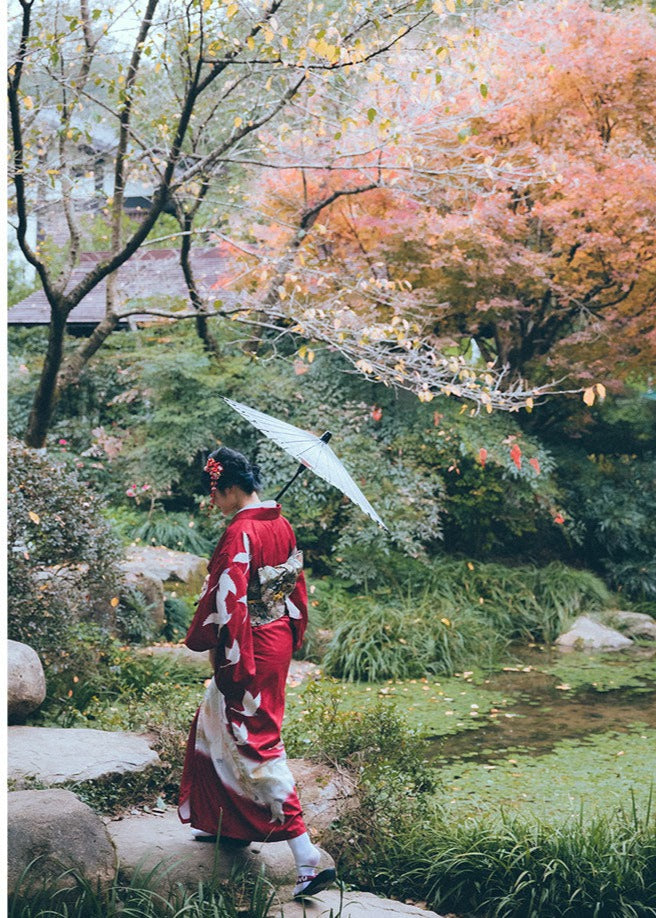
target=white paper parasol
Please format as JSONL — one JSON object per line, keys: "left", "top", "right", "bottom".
{"left": 224, "top": 397, "right": 388, "bottom": 531}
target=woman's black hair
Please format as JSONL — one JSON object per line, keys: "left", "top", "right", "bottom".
{"left": 202, "top": 446, "right": 262, "bottom": 495}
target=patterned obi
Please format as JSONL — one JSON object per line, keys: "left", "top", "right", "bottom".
{"left": 247, "top": 548, "right": 303, "bottom": 627}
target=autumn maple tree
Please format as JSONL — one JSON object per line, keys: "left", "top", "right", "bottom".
{"left": 243, "top": 0, "right": 656, "bottom": 402}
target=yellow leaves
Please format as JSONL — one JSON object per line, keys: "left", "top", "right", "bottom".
{"left": 441, "top": 617, "right": 451, "bottom": 627}
{"left": 234, "top": 116, "right": 243, "bottom": 129}
{"left": 110, "top": 597, "right": 120, "bottom": 608}
{"left": 226, "top": 2, "right": 238, "bottom": 18}
{"left": 418, "top": 389, "right": 434, "bottom": 403}
{"left": 297, "top": 345, "right": 315, "bottom": 363}
{"left": 445, "top": 0, "right": 456, "bottom": 11}
{"left": 308, "top": 37, "right": 340, "bottom": 65}
{"left": 355, "top": 359, "right": 374, "bottom": 374}
{"left": 525, "top": 396, "right": 534, "bottom": 412}
{"left": 28, "top": 511, "right": 40, "bottom": 525}
{"left": 246, "top": 36, "right": 255, "bottom": 51}
{"left": 583, "top": 383, "right": 607, "bottom": 406}
{"left": 23, "top": 95, "right": 34, "bottom": 110}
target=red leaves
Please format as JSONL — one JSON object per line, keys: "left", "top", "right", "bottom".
{"left": 371, "top": 406, "right": 383, "bottom": 421}
{"left": 478, "top": 447, "right": 488, "bottom": 468}
{"left": 529, "top": 457, "right": 541, "bottom": 475}
{"left": 510, "top": 443, "right": 522, "bottom": 469}
{"left": 554, "top": 513, "right": 565, "bottom": 524}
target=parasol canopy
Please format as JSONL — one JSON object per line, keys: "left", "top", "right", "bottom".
{"left": 224, "top": 397, "right": 389, "bottom": 532}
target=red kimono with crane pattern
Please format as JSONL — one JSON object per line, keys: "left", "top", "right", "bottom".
{"left": 178, "top": 503, "right": 309, "bottom": 841}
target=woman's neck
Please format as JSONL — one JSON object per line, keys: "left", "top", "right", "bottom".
{"left": 235, "top": 492, "right": 261, "bottom": 512}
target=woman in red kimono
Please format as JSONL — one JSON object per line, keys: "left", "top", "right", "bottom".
{"left": 178, "top": 446, "right": 335, "bottom": 898}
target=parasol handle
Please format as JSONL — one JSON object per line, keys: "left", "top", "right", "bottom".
{"left": 274, "top": 431, "right": 331, "bottom": 502}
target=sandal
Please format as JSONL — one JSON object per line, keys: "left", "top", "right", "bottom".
{"left": 293, "top": 867, "right": 337, "bottom": 898}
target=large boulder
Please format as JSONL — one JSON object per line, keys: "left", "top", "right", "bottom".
{"left": 9, "top": 726, "right": 160, "bottom": 787}
{"left": 289, "top": 759, "right": 357, "bottom": 840}
{"left": 108, "top": 807, "right": 334, "bottom": 894}
{"left": 8, "top": 640, "right": 46, "bottom": 724}
{"left": 608, "top": 611, "right": 656, "bottom": 641}
{"left": 555, "top": 615, "right": 633, "bottom": 651}
{"left": 122, "top": 546, "right": 207, "bottom": 592}
{"left": 7, "top": 789, "right": 117, "bottom": 897}
{"left": 138, "top": 643, "right": 211, "bottom": 667}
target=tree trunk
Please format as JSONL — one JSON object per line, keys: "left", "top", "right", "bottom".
{"left": 25, "top": 306, "right": 68, "bottom": 448}
{"left": 57, "top": 312, "right": 121, "bottom": 391}
{"left": 195, "top": 314, "right": 220, "bottom": 354}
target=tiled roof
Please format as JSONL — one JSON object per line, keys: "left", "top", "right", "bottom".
{"left": 8, "top": 245, "right": 239, "bottom": 326}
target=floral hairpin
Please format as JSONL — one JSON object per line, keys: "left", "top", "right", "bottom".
{"left": 204, "top": 457, "right": 224, "bottom": 496}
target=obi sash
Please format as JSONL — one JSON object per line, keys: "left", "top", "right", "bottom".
{"left": 247, "top": 548, "right": 303, "bottom": 627}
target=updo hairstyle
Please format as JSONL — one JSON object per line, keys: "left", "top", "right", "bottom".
{"left": 203, "top": 446, "right": 262, "bottom": 495}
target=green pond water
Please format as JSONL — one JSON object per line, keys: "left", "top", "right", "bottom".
{"left": 286, "top": 646, "right": 656, "bottom": 823}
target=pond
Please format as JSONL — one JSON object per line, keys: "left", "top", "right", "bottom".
{"left": 425, "top": 646, "right": 656, "bottom": 823}
{"left": 287, "top": 644, "right": 656, "bottom": 824}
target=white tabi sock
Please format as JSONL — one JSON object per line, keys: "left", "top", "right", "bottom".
{"left": 287, "top": 832, "right": 320, "bottom": 879}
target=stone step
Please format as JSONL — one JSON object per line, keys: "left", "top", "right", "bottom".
{"left": 269, "top": 889, "right": 444, "bottom": 917}
{"left": 107, "top": 806, "right": 333, "bottom": 898}
{"left": 8, "top": 726, "right": 160, "bottom": 787}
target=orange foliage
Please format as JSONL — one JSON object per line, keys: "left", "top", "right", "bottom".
{"left": 247, "top": 0, "right": 656, "bottom": 390}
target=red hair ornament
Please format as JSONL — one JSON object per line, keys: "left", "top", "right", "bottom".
{"left": 204, "top": 457, "right": 224, "bottom": 496}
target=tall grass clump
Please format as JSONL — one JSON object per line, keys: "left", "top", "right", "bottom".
{"left": 321, "top": 597, "right": 503, "bottom": 681}
{"left": 316, "top": 559, "right": 612, "bottom": 681}
{"left": 9, "top": 858, "right": 277, "bottom": 918}
{"left": 425, "top": 559, "right": 612, "bottom": 643}
{"left": 330, "top": 794, "right": 656, "bottom": 918}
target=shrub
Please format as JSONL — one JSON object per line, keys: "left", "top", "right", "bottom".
{"left": 560, "top": 452, "right": 656, "bottom": 603}
{"left": 114, "top": 587, "right": 159, "bottom": 645}
{"left": 162, "top": 596, "right": 193, "bottom": 642}
{"left": 7, "top": 439, "right": 122, "bottom": 666}
{"left": 285, "top": 679, "right": 435, "bottom": 794}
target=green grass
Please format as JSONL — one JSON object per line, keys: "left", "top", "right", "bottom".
{"left": 345, "top": 803, "right": 656, "bottom": 918}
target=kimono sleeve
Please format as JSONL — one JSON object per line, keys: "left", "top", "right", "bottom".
{"left": 184, "top": 529, "right": 256, "bottom": 691}
{"left": 286, "top": 568, "right": 309, "bottom": 653}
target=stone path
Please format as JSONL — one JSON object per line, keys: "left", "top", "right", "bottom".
{"left": 8, "top": 726, "right": 159, "bottom": 787}
{"left": 109, "top": 809, "right": 444, "bottom": 917}
{"left": 269, "top": 889, "right": 443, "bottom": 917}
